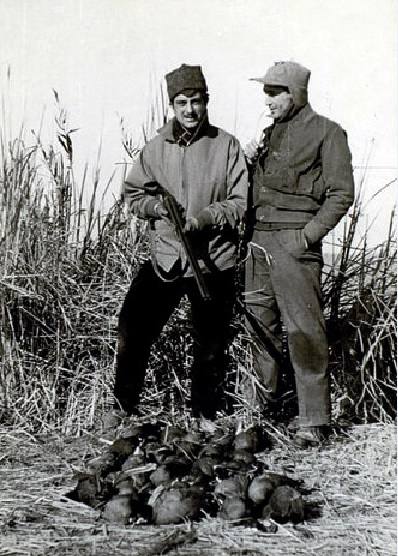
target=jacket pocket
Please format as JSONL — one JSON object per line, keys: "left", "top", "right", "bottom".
{"left": 261, "top": 169, "right": 297, "bottom": 194}
{"left": 296, "top": 172, "right": 314, "bottom": 194}
{"left": 296, "top": 168, "right": 325, "bottom": 197}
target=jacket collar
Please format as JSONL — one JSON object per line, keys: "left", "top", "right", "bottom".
{"left": 157, "top": 114, "right": 215, "bottom": 143}
{"left": 288, "top": 103, "right": 314, "bottom": 125}
{"left": 272, "top": 103, "right": 313, "bottom": 127}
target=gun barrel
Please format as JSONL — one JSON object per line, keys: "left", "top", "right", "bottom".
{"left": 163, "top": 195, "right": 211, "bottom": 301}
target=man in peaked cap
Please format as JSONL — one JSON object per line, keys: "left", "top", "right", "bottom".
{"left": 244, "top": 61, "right": 355, "bottom": 447}
{"left": 115, "top": 64, "right": 248, "bottom": 420}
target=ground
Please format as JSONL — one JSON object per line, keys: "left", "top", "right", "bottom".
{"left": 0, "top": 421, "right": 396, "bottom": 556}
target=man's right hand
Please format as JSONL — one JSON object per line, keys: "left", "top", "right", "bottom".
{"left": 154, "top": 201, "right": 169, "bottom": 218}
{"left": 244, "top": 139, "right": 260, "bottom": 162}
{"left": 144, "top": 198, "right": 169, "bottom": 219}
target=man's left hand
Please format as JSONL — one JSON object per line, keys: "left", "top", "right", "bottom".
{"left": 184, "top": 217, "right": 200, "bottom": 232}
{"left": 184, "top": 209, "right": 214, "bottom": 233}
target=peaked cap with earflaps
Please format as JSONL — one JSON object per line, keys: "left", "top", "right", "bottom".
{"left": 165, "top": 64, "right": 207, "bottom": 101}
{"left": 250, "top": 61, "right": 311, "bottom": 108}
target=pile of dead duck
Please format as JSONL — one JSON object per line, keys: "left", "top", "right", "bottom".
{"left": 68, "top": 421, "right": 306, "bottom": 527}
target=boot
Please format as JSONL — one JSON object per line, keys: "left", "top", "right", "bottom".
{"left": 293, "top": 426, "right": 329, "bottom": 448}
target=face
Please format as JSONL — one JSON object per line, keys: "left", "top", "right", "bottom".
{"left": 172, "top": 91, "right": 207, "bottom": 129}
{"left": 264, "top": 90, "right": 294, "bottom": 120}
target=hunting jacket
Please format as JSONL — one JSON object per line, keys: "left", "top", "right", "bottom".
{"left": 123, "top": 118, "right": 248, "bottom": 277}
{"left": 252, "top": 103, "right": 355, "bottom": 245}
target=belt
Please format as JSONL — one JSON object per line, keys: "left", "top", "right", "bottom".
{"left": 254, "top": 221, "right": 306, "bottom": 231}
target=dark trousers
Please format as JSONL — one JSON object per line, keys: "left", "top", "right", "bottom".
{"left": 114, "top": 261, "right": 236, "bottom": 418}
{"left": 244, "top": 229, "right": 330, "bottom": 427}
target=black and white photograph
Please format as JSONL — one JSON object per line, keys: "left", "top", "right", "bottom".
{"left": 0, "top": 1, "right": 396, "bottom": 554}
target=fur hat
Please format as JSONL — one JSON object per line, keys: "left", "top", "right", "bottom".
{"left": 165, "top": 64, "right": 207, "bottom": 101}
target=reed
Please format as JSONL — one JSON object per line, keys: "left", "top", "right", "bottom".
{"left": 0, "top": 85, "right": 396, "bottom": 433}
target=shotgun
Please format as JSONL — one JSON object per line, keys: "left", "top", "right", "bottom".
{"left": 138, "top": 181, "right": 212, "bottom": 302}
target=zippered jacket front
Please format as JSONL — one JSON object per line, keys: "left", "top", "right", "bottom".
{"left": 252, "top": 103, "right": 355, "bottom": 244}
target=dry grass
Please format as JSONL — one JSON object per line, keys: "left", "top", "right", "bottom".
{"left": 0, "top": 421, "right": 396, "bottom": 555}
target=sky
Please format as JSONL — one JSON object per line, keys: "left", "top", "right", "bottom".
{"left": 0, "top": 0, "right": 397, "bottom": 245}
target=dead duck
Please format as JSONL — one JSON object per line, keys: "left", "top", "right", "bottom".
{"left": 173, "top": 432, "right": 204, "bottom": 459}
{"left": 214, "top": 460, "right": 246, "bottom": 480}
{"left": 161, "top": 454, "right": 192, "bottom": 478}
{"left": 191, "top": 456, "right": 217, "bottom": 480}
{"left": 151, "top": 483, "right": 204, "bottom": 525}
{"left": 213, "top": 473, "right": 249, "bottom": 521}
{"left": 160, "top": 425, "right": 186, "bottom": 445}
{"left": 68, "top": 473, "right": 101, "bottom": 508}
{"left": 264, "top": 485, "right": 304, "bottom": 523}
{"left": 86, "top": 451, "right": 119, "bottom": 477}
{"left": 213, "top": 431, "right": 235, "bottom": 451}
{"left": 128, "top": 422, "right": 161, "bottom": 442}
{"left": 102, "top": 479, "right": 139, "bottom": 524}
{"left": 110, "top": 436, "right": 138, "bottom": 458}
{"left": 233, "top": 426, "right": 267, "bottom": 453}
{"left": 248, "top": 473, "right": 285, "bottom": 507}
{"left": 218, "top": 496, "right": 248, "bottom": 520}
{"left": 121, "top": 448, "right": 146, "bottom": 471}
{"left": 149, "top": 464, "right": 171, "bottom": 487}
{"left": 143, "top": 441, "right": 163, "bottom": 463}
{"left": 214, "top": 474, "right": 248, "bottom": 500}
{"left": 232, "top": 448, "right": 256, "bottom": 466}
{"left": 198, "top": 443, "right": 224, "bottom": 462}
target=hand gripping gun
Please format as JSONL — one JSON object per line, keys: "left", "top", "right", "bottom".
{"left": 140, "top": 181, "right": 211, "bottom": 302}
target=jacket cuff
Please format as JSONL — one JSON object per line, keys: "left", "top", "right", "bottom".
{"left": 143, "top": 198, "right": 161, "bottom": 218}
{"left": 196, "top": 208, "right": 215, "bottom": 229}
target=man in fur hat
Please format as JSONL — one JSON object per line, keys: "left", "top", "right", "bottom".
{"left": 244, "top": 61, "right": 355, "bottom": 447}
{"left": 115, "top": 64, "right": 248, "bottom": 420}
